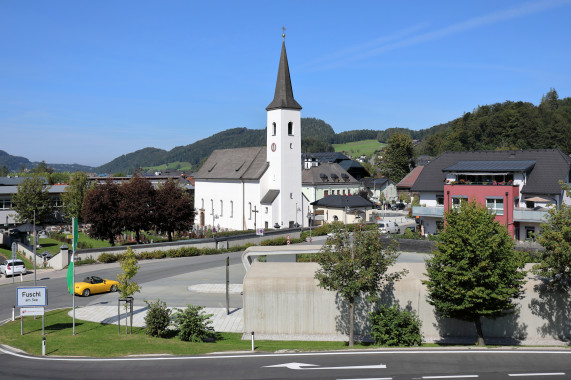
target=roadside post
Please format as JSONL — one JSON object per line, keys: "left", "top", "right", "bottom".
{"left": 42, "top": 337, "right": 46, "bottom": 356}
{"left": 251, "top": 331, "right": 255, "bottom": 351}
{"left": 11, "top": 242, "right": 17, "bottom": 285}
{"left": 226, "top": 256, "right": 230, "bottom": 315}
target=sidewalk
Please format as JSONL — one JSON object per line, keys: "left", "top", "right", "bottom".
{"left": 69, "top": 284, "right": 244, "bottom": 333}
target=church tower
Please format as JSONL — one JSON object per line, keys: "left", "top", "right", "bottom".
{"left": 266, "top": 32, "right": 303, "bottom": 228}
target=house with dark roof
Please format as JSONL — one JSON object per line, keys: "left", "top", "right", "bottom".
{"left": 361, "top": 176, "right": 398, "bottom": 204}
{"left": 310, "top": 195, "right": 374, "bottom": 225}
{"left": 194, "top": 35, "right": 307, "bottom": 231}
{"left": 302, "top": 162, "right": 360, "bottom": 204}
{"left": 303, "top": 152, "right": 370, "bottom": 180}
{"left": 411, "top": 149, "right": 571, "bottom": 240}
{"left": 396, "top": 165, "right": 424, "bottom": 199}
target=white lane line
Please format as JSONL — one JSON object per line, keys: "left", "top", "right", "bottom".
{"left": 422, "top": 376, "right": 478, "bottom": 379}
{"left": 508, "top": 373, "right": 566, "bottom": 377}
{"left": 337, "top": 378, "right": 392, "bottom": 380}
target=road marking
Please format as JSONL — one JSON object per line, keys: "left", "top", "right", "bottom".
{"left": 337, "top": 378, "right": 392, "bottom": 380}
{"left": 422, "top": 376, "right": 478, "bottom": 379}
{"left": 509, "top": 373, "right": 566, "bottom": 377}
{"left": 264, "top": 362, "right": 387, "bottom": 370}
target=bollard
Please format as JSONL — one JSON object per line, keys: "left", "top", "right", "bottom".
{"left": 12, "top": 306, "right": 15, "bottom": 321}
{"left": 251, "top": 331, "right": 255, "bottom": 352}
{"left": 42, "top": 337, "right": 46, "bottom": 356}
{"left": 20, "top": 273, "right": 23, "bottom": 282}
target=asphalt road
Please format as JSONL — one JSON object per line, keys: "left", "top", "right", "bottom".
{"left": 1, "top": 348, "right": 570, "bottom": 379}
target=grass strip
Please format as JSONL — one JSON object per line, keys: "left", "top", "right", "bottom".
{"left": 0, "top": 309, "right": 370, "bottom": 357}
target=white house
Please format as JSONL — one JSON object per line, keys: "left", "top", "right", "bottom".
{"left": 193, "top": 35, "right": 308, "bottom": 231}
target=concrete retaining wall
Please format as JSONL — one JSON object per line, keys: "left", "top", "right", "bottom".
{"left": 243, "top": 261, "right": 570, "bottom": 345}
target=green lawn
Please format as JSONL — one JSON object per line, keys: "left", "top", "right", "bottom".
{"left": 0, "top": 309, "right": 374, "bottom": 357}
{"left": 333, "top": 139, "right": 386, "bottom": 158}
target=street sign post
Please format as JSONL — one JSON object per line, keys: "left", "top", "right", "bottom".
{"left": 17, "top": 286, "right": 48, "bottom": 335}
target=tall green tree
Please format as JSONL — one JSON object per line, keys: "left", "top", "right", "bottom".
{"left": 12, "top": 175, "right": 54, "bottom": 224}
{"left": 381, "top": 132, "right": 415, "bottom": 183}
{"left": 533, "top": 184, "right": 571, "bottom": 288}
{"left": 154, "top": 179, "right": 195, "bottom": 241}
{"left": 61, "top": 172, "right": 89, "bottom": 222}
{"left": 423, "top": 201, "right": 527, "bottom": 345}
{"left": 314, "top": 228, "right": 406, "bottom": 346}
{"left": 82, "top": 179, "right": 123, "bottom": 245}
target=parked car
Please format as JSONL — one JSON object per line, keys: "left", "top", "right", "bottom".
{"left": 378, "top": 221, "right": 400, "bottom": 234}
{"left": 74, "top": 276, "right": 120, "bottom": 297}
{"left": 391, "top": 202, "right": 407, "bottom": 211}
{"left": 0, "top": 259, "right": 27, "bottom": 277}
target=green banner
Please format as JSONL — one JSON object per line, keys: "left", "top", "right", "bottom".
{"left": 73, "top": 217, "right": 78, "bottom": 252}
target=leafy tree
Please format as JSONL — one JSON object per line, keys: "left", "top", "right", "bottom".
{"left": 47, "top": 171, "right": 70, "bottom": 185}
{"left": 154, "top": 179, "right": 194, "bottom": 241}
{"left": 61, "top": 172, "right": 89, "bottom": 222}
{"left": 423, "top": 200, "right": 527, "bottom": 345}
{"left": 117, "top": 247, "right": 142, "bottom": 333}
{"left": 172, "top": 304, "right": 214, "bottom": 342}
{"left": 12, "top": 174, "right": 54, "bottom": 224}
{"left": 0, "top": 165, "right": 9, "bottom": 177}
{"left": 82, "top": 179, "right": 123, "bottom": 246}
{"left": 30, "top": 160, "right": 54, "bottom": 175}
{"left": 119, "top": 174, "right": 156, "bottom": 243}
{"left": 381, "top": 132, "right": 416, "bottom": 183}
{"left": 314, "top": 228, "right": 406, "bottom": 346}
{"left": 533, "top": 185, "right": 571, "bottom": 288}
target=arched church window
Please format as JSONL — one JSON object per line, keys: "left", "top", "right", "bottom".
{"left": 272, "top": 122, "right": 276, "bottom": 136}
{"left": 201, "top": 198, "right": 204, "bottom": 209}
{"left": 249, "top": 202, "right": 252, "bottom": 220}
{"left": 220, "top": 200, "right": 223, "bottom": 216}
{"left": 288, "top": 122, "right": 293, "bottom": 135}
{"left": 230, "top": 201, "right": 233, "bottom": 218}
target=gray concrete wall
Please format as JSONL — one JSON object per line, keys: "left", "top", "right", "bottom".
{"left": 243, "top": 262, "right": 570, "bottom": 345}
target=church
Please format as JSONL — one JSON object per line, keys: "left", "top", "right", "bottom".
{"left": 193, "top": 34, "right": 308, "bottom": 232}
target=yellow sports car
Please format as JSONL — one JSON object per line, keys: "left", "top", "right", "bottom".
{"left": 75, "top": 276, "right": 120, "bottom": 296}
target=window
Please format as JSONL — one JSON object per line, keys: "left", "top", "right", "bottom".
{"left": 220, "top": 200, "right": 223, "bottom": 217}
{"left": 288, "top": 122, "right": 293, "bottom": 135}
{"left": 201, "top": 198, "right": 204, "bottom": 209}
{"left": 324, "top": 190, "right": 329, "bottom": 196}
{"left": 452, "top": 196, "right": 468, "bottom": 207}
{"left": 265, "top": 207, "right": 268, "bottom": 214}
{"left": 230, "top": 201, "right": 233, "bottom": 218}
{"left": 436, "top": 195, "right": 444, "bottom": 205}
{"left": 272, "top": 122, "right": 276, "bottom": 136}
{"left": 486, "top": 197, "right": 504, "bottom": 215}
{"left": 525, "top": 226, "right": 535, "bottom": 241}
{"left": 290, "top": 193, "right": 293, "bottom": 199}
{"left": 210, "top": 199, "right": 214, "bottom": 214}
{"left": 248, "top": 202, "right": 252, "bottom": 220}
{"left": 0, "top": 198, "right": 13, "bottom": 210}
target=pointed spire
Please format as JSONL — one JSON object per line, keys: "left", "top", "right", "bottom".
{"left": 266, "top": 34, "right": 302, "bottom": 111}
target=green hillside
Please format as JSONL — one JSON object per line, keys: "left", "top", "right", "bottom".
{"left": 333, "top": 139, "right": 386, "bottom": 158}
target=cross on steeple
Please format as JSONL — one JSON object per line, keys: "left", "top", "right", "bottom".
{"left": 282, "top": 26, "right": 286, "bottom": 39}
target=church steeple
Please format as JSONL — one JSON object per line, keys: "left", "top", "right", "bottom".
{"left": 266, "top": 33, "right": 302, "bottom": 111}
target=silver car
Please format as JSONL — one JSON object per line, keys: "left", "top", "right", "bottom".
{"left": 0, "top": 259, "right": 26, "bottom": 277}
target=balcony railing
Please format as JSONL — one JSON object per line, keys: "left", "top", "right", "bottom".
{"left": 412, "top": 206, "right": 444, "bottom": 217}
{"left": 513, "top": 208, "right": 549, "bottom": 223}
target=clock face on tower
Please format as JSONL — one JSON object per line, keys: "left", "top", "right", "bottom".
{"left": 271, "top": 143, "right": 277, "bottom": 152}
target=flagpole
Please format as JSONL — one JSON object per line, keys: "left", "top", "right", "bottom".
{"left": 72, "top": 217, "right": 76, "bottom": 335}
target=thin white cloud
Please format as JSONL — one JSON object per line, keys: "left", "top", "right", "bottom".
{"left": 307, "top": 0, "right": 571, "bottom": 71}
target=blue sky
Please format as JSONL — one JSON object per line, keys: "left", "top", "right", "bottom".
{"left": 2, "top": 0, "right": 570, "bottom": 167}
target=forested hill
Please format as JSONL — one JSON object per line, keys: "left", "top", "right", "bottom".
{"left": 95, "top": 118, "right": 337, "bottom": 173}
{"left": 415, "top": 89, "right": 571, "bottom": 156}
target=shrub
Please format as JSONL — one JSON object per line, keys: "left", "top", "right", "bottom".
{"left": 261, "top": 237, "right": 287, "bottom": 246}
{"left": 98, "top": 253, "right": 119, "bottom": 263}
{"left": 370, "top": 304, "right": 423, "bottom": 346}
{"left": 172, "top": 304, "right": 215, "bottom": 342}
{"left": 76, "top": 256, "right": 97, "bottom": 266}
{"left": 144, "top": 299, "right": 172, "bottom": 338}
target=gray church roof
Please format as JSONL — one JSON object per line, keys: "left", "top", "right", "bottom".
{"left": 260, "top": 189, "right": 280, "bottom": 205}
{"left": 411, "top": 149, "right": 571, "bottom": 195}
{"left": 266, "top": 39, "right": 302, "bottom": 111}
{"left": 194, "top": 147, "right": 268, "bottom": 181}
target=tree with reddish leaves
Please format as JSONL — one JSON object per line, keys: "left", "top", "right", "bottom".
{"left": 82, "top": 179, "right": 123, "bottom": 246}
{"left": 154, "top": 179, "right": 195, "bottom": 241}
{"left": 119, "top": 174, "right": 156, "bottom": 243}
